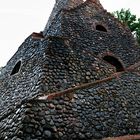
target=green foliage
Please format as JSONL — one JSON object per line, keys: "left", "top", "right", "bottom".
{"left": 113, "top": 8, "right": 140, "bottom": 45}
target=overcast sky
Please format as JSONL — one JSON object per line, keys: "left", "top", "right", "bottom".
{"left": 0, "top": 0, "right": 140, "bottom": 66}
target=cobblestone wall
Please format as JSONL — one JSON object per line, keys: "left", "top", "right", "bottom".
{"left": 0, "top": 0, "right": 140, "bottom": 139}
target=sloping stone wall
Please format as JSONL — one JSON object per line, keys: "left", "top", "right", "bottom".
{"left": 0, "top": 0, "right": 140, "bottom": 139}
{"left": 1, "top": 72, "right": 139, "bottom": 139}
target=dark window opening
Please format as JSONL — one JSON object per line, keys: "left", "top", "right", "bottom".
{"left": 96, "top": 25, "right": 107, "bottom": 32}
{"left": 103, "top": 56, "right": 124, "bottom": 72}
{"left": 11, "top": 61, "right": 21, "bottom": 75}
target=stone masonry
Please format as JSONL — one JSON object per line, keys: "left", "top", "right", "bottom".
{"left": 0, "top": 0, "right": 140, "bottom": 139}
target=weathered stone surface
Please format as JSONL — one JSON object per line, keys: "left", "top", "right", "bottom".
{"left": 0, "top": 0, "right": 140, "bottom": 140}
{"left": 43, "top": 130, "right": 52, "bottom": 138}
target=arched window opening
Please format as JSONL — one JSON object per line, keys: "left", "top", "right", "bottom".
{"left": 96, "top": 25, "right": 107, "bottom": 32}
{"left": 103, "top": 56, "right": 124, "bottom": 72}
{"left": 11, "top": 61, "right": 21, "bottom": 75}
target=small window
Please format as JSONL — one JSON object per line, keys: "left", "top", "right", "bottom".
{"left": 103, "top": 56, "right": 124, "bottom": 72}
{"left": 11, "top": 61, "right": 21, "bottom": 75}
{"left": 96, "top": 25, "right": 107, "bottom": 32}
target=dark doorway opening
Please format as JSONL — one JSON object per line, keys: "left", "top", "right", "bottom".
{"left": 11, "top": 61, "right": 21, "bottom": 75}
{"left": 103, "top": 56, "right": 124, "bottom": 72}
{"left": 96, "top": 25, "right": 107, "bottom": 32}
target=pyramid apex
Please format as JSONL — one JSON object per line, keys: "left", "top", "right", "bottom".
{"left": 43, "top": 0, "right": 84, "bottom": 34}
{"left": 56, "top": 0, "right": 84, "bottom": 10}
{"left": 43, "top": 0, "right": 104, "bottom": 36}
{"left": 55, "top": 0, "right": 103, "bottom": 9}
{"left": 87, "top": 0, "right": 103, "bottom": 8}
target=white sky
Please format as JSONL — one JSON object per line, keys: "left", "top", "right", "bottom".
{"left": 0, "top": 0, "right": 140, "bottom": 66}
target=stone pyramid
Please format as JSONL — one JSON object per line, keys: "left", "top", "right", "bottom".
{"left": 0, "top": 0, "right": 140, "bottom": 139}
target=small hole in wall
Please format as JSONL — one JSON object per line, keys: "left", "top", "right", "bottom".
{"left": 103, "top": 55, "right": 124, "bottom": 72}
{"left": 11, "top": 60, "right": 22, "bottom": 75}
{"left": 96, "top": 25, "right": 107, "bottom": 32}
